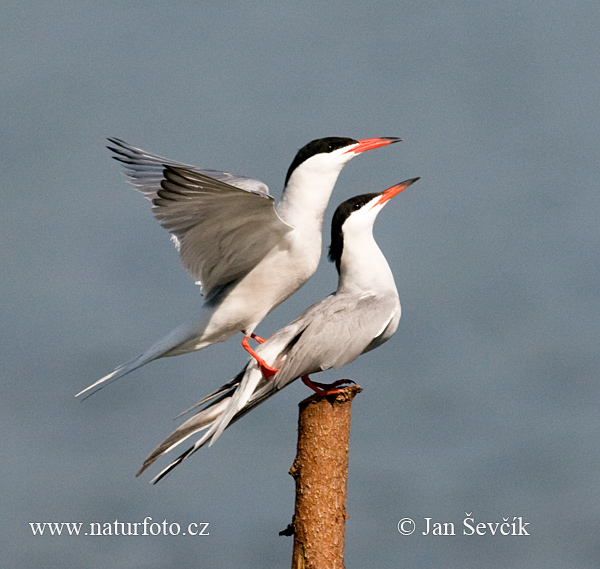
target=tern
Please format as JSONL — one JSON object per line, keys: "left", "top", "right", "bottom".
{"left": 136, "top": 176, "right": 420, "bottom": 482}
{"left": 77, "top": 136, "right": 400, "bottom": 398}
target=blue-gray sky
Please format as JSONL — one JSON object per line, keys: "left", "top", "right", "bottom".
{"left": 3, "top": 1, "right": 599, "bottom": 567}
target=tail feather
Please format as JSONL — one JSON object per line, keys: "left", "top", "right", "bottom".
{"left": 137, "top": 396, "right": 233, "bottom": 477}
{"left": 140, "top": 364, "right": 288, "bottom": 482}
{"left": 137, "top": 368, "right": 247, "bottom": 476}
{"left": 75, "top": 355, "right": 150, "bottom": 399}
{"left": 76, "top": 317, "right": 209, "bottom": 399}
{"left": 174, "top": 374, "right": 243, "bottom": 419}
{"left": 150, "top": 444, "right": 196, "bottom": 484}
{"left": 207, "top": 365, "right": 265, "bottom": 445}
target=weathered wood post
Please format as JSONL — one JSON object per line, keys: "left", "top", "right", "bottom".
{"left": 286, "top": 384, "right": 362, "bottom": 569}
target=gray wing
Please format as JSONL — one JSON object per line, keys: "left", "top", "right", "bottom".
{"left": 107, "top": 138, "right": 271, "bottom": 199}
{"left": 269, "top": 291, "right": 401, "bottom": 388}
{"left": 107, "top": 139, "right": 292, "bottom": 299}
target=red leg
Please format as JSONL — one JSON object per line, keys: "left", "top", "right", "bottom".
{"left": 301, "top": 375, "right": 353, "bottom": 396}
{"left": 250, "top": 332, "right": 266, "bottom": 344}
{"left": 241, "top": 330, "right": 266, "bottom": 344}
{"left": 241, "top": 335, "right": 279, "bottom": 380}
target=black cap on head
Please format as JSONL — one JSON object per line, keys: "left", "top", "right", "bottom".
{"left": 284, "top": 137, "right": 358, "bottom": 186}
{"left": 328, "top": 193, "right": 379, "bottom": 273}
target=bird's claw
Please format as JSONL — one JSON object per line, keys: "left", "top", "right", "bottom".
{"left": 310, "top": 378, "right": 355, "bottom": 390}
{"left": 301, "top": 375, "right": 354, "bottom": 396}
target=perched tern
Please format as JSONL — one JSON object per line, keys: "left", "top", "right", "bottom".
{"left": 136, "top": 176, "right": 420, "bottom": 482}
{"left": 77, "top": 136, "right": 400, "bottom": 398}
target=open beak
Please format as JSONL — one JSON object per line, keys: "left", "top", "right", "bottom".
{"left": 345, "top": 137, "right": 402, "bottom": 154}
{"left": 373, "top": 177, "right": 420, "bottom": 208}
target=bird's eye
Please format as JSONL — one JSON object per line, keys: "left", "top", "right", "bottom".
{"left": 327, "top": 143, "right": 334, "bottom": 151}
{"left": 353, "top": 203, "right": 362, "bottom": 210}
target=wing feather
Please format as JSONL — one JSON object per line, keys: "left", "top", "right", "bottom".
{"left": 106, "top": 139, "right": 292, "bottom": 299}
{"left": 270, "top": 291, "right": 400, "bottom": 388}
{"left": 107, "top": 138, "right": 271, "bottom": 198}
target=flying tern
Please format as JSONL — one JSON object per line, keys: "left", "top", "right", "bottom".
{"left": 77, "top": 136, "right": 400, "bottom": 398}
{"left": 135, "top": 176, "right": 420, "bottom": 482}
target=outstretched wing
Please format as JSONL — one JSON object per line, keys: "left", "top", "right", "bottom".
{"left": 107, "top": 138, "right": 271, "bottom": 199}
{"left": 107, "top": 139, "right": 292, "bottom": 299}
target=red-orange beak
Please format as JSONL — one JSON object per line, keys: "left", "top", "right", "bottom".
{"left": 372, "top": 177, "right": 420, "bottom": 208}
{"left": 345, "top": 137, "right": 402, "bottom": 154}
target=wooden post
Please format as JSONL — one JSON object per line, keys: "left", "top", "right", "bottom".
{"left": 288, "top": 385, "right": 362, "bottom": 569}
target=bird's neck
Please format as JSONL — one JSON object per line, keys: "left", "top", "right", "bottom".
{"left": 337, "top": 229, "right": 397, "bottom": 295}
{"left": 275, "top": 163, "right": 344, "bottom": 231}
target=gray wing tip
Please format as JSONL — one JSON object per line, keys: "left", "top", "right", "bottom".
{"left": 149, "top": 445, "right": 195, "bottom": 484}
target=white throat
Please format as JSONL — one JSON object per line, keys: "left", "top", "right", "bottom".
{"left": 336, "top": 209, "right": 398, "bottom": 295}
{"left": 275, "top": 151, "right": 353, "bottom": 231}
